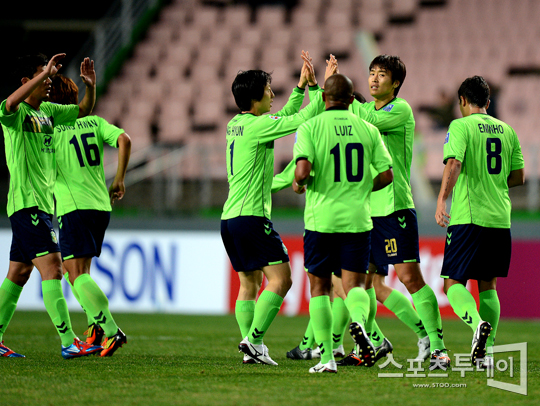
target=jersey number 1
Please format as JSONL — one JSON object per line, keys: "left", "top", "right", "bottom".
{"left": 330, "top": 142, "right": 364, "bottom": 182}
{"left": 69, "top": 133, "right": 100, "bottom": 167}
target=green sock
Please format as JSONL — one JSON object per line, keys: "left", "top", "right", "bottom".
{"left": 247, "top": 290, "right": 283, "bottom": 345}
{"left": 365, "top": 288, "right": 385, "bottom": 346}
{"left": 65, "top": 274, "right": 94, "bottom": 326}
{"left": 235, "top": 300, "right": 255, "bottom": 339}
{"left": 42, "top": 279, "right": 76, "bottom": 346}
{"left": 331, "top": 297, "right": 349, "bottom": 350}
{"left": 0, "top": 279, "right": 23, "bottom": 342}
{"left": 73, "top": 274, "right": 119, "bottom": 337}
{"left": 299, "top": 319, "right": 315, "bottom": 350}
{"left": 384, "top": 289, "right": 428, "bottom": 339}
{"left": 447, "top": 284, "right": 481, "bottom": 332}
{"left": 411, "top": 285, "right": 445, "bottom": 351}
{"left": 344, "top": 287, "right": 369, "bottom": 326}
{"left": 310, "top": 295, "right": 334, "bottom": 364}
{"left": 479, "top": 289, "right": 500, "bottom": 350}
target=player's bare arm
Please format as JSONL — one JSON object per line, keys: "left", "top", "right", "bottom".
{"left": 6, "top": 53, "right": 66, "bottom": 113}
{"left": 435, "top": 158, "right": 462, "bottom": 227}
{"left": 109, "top": 132, "right": 132, "bottom": 204}
{"left": 293, "top": 158, "right": 310, "bottom": 194}
{"left": 507, "top": 168, "right": 525, "bottom": 188}
{"left": 373, "top": 168, "right": 394, "bottom": 191}
{"left": 78, "top": 57, "right": 96, "bottom": 118}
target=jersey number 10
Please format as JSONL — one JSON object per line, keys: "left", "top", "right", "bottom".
{"left": 69, "top": 133, "right": 100, "bottom": 167}
{"left": 330, "top": 142, "right": 364, "bottom": 182}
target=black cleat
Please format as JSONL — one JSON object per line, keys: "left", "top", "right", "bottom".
{"left": 286, "top": 345, "right": 313, "bottom": 360}
{"left": 349, "top": 322, "right": 375, "bottom": 367}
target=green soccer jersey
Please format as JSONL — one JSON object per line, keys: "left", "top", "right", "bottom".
{"left": 0, "top": 100, "right": 78, "bottom": 216}
{"left": 293, "top": 107, "right": 393, "bottom": 233}
{"left": 222, "top": 87, "right": 323, "bottom": 220}
{"left": 350, "top": 98, "right": 416, "bottom": 217}
{"left": 443, "top": 114, "right": 524, "bottom": 228}
{"left": 54, "top": 116, "right": 124, "bottom": 216}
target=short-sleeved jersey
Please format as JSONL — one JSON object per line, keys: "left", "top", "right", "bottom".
{"left": 54, "top": 116, "right": 124, "bottom": 216}
{"left": 350, "top": 98, "right": 416, "bottom": 217}
{"left": 293, "top": 107, "right": 393, "bottom": 233}
{"left": 443, "top": 114, "right": 524, "bottom": 228}
{"left": 0, "top": 100, "right": 78, "bottom": 216}
{"left": 221, "top": 87, "right": 319, "bottom": 220}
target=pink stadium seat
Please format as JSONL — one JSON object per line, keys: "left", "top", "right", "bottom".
{"left": 222, "top": 6, "right": 251, "bottom": 28}
{"left": 256, "top": 6, "right": 286, "bottom": 28}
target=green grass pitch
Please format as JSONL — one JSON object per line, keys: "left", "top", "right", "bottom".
{"left": 0, "top": 311, "right": 538, "bottom": 405}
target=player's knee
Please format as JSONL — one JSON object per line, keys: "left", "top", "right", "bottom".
{"left": 399, "top": 273, "right": 425, "bottom": 293}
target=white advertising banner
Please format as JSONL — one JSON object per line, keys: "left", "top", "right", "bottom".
{"left": 1, "top": 230, "right": 230, "bottom": 315}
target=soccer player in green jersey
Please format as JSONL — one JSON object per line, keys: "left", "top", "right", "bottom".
{"left": 0, "top": 53, "right": 102, "bottom": 358}
{"left": 48, "top": 74, "right": 131, "bottom": 357}
{"left": 222, "top": 53, "right": 322, "bottom": 365}
{"left": 435, "top": 76, "right": 524, "bottom": 368}
{"left": 294, "top": 74, "right": 393, "bottom": 372}
{"left": 321, "top": 55, "right": 448, "bottom": 369}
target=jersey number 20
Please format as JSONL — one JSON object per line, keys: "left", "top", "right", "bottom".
{"left": 330, "top": 142, "right": 364, "bottom": 182}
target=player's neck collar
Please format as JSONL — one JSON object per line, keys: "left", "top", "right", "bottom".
{"left": 374, "top": 97, "right": 397, "bottom": 111}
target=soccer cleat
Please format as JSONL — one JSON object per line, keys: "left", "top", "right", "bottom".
{"left": 62, "top": 338, "right": 102, "bottom": 359}
{"left": 349, "top": 322, "right": 376, "bottom": 367}
{"left": 239, "top": 337, "right": 278, "bottom": 365}
{"left": 336, "top": 348, "right": 363, "bottom": 366}
{"left": 471, "top": 321, "right": 492, "bottom": 365}
{"left": 373, "top": 338, "right": 393, "bottom": 364}
{"left": 243, "top": 353, "right": 259, "bottom": 364}
{"left": 415, "top": 335, "right": 431, "bottom": 361}
{"left": 309, "top": 359, "right": 338, "bottom": 373}
{"left": 333, "top": 344, "right": 346, "bottom": 358}
{"left": 100, "top": 328, "right": 127, "bottom": 357}
{"left": 84, "top": 323, "right": 105, "bottom": 346}
{"left": 286, "top": 345, "right": 312, "bottom": 360}
{"left": 429, "top": 349, "right": 451, "bottom": 370}
{"left": 0, "top": 341, "right": 25, "bottom": 358}
{"left": 302, "top": 345, "right": 343, "bottom": 359}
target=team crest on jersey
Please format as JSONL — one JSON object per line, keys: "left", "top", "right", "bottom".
{"left": 382, "top": 104, "right": 394, "bottom": 112}
{"left": 269, "top": 116, "right": 281, "bottom": 120}
{"left": 444, "top": 132, "right": 450, "bottom": 144}
{"left": 44, "top": 135, "right": 53, "bottom": 147}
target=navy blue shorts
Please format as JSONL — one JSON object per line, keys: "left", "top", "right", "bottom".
{"left": 369, "top": 252, "right": 390, "bottom": 276}
{"left": 441, "top": 224, "right": 511, "bottom": 281}
{"left": 221, "top": 216, "right": 289, "bottom": 273}
{"left": 9, "top": 207, "right": 60, "bottom": 263}
{"left": 304, "top": 230, "right": 370, "bottom": 278}
{"left": 371, "top": 209, "right": 420, "bottom": 266}
{"left": 58, "top": 210, "right": 111, "bottom": 261}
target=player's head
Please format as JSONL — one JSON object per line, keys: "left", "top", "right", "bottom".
{"left": 457, "top": 76, "right": 490, "bottom": 108}
{"left": 49, "top": 74, "right": 79, "bottom": 105}
{"left": 13, "top": 54, "right": 52, "bottom": 102}
{"left": 368, "top": 55, "right": 406, "bottom": 97}
{"left": 232, "top": 70, "right": 274, "bottom": 113}
{"left": 323, "top": 74, "right": 355, "bottom": 107}
{"left": 14, "top": 53, "right": 49, "bottom": 81}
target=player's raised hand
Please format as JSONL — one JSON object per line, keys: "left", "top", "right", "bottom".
{"left": 109, "top": 178, "right": 125, "bottom": 205}
{"left": 435, "top": 201, "right": 450, "bottom": 227}
{"left": 80, "top": 57, "right": 96, "bottom": 88}
{"left": 298, "top": 59, "right": 308, "bottom": 89}
{"left": 324, "top": 54, "right": 339, "bottom": 83}
{"left": 301, "top": 50, "right": 317, "bottom": 86}
{"left": 44, "top": 53, "right": 66, "bottom": 77}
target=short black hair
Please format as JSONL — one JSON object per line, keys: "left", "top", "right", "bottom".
{"left": 369, "top": 55, "right": 406, "bottom": 97}
{"left": 353, "top": 92, "right": 366, "bottom": 103}
{"left": 232, "top": 70, "right": 272, "bottom": 111}
{"left": 14, "top": 53, "right": 49, "bottom": 81}
{"left": 458, "top": 76, "right": 490, "bottom": 108}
